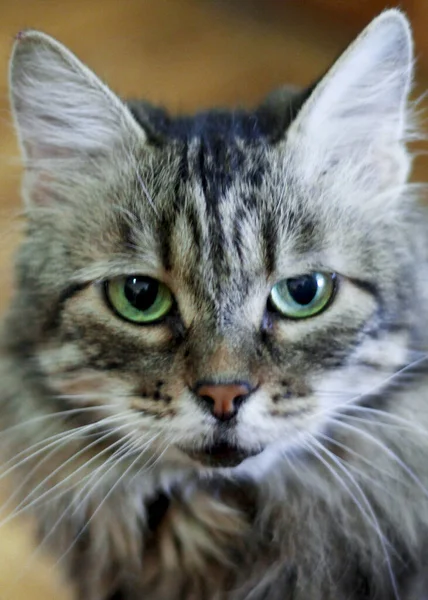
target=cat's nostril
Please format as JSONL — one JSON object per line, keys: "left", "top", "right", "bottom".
{"left": 233, "top": 394, "right": 247, "bottom": 408}
{"left": 194, "top": 382, "right": 255, "bottom": 421}
{"left": 200, "top": 395, "right": 214, "bottom": 405}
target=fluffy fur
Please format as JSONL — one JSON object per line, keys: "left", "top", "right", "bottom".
{"left": 1, "top": 10, "right": 428, "bottom": 599}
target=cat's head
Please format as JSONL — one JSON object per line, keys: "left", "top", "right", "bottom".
{"left": 6, "top": 11, "right": 421, "bottom": 472}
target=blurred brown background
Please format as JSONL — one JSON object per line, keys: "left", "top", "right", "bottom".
{"left": 0, "top": 1, "right": 427, "bottom": 598}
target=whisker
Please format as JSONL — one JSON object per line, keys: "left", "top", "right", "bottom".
{"left": 9, "top": 434, "right": 138, "bottom": 594}
{"left": 306, "top": 436, "right": 401, "bottom": 599}
{"left": 341, "top": 406, "right": 428, "bottom": 436}
{"left": 56, "top": 392, "right": 136, "bottom": 401}
{"left": 316, "top": 432, "right": 409, "bottom": 496}
{"left": 71, "top": 431, "right": 161, "bottom": 517}
{"left": 136, "top": 435, "right": 171, "bottom": 477}
{"left": 119, "top": 432, "right": 165, "bottom": 487}
{"left": 52, "top": 444, "right": 148, "bottom": 570}
{"left": 339, "top": 414, "right": 416, "bottom": 432}
{"left": 331, "top": 418, "right": 428, "bottom": 499}
{"left": 309, "top": 351, "right": 428, "bottom": 422}
{"left": 0, "top": 405, "right": 122, "bottom": 442}
{"left": 0, "top": 413, "right": 132, "bottom": 484}
{"left": 9, "top": 422, "right": 134, "bottom": 517}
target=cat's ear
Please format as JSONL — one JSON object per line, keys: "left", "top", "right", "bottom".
{"left": 287, "top": 10, "right": 414, "bottom": 193}
{"left": 9, "top": 30, "right": 146, "bottom": 206}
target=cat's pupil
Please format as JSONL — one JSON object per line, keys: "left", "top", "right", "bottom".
{"left": 124, "top": 277, "right": 159, "bottom": 311}
{"left": 287, "top": 275, "right": 318, "bottom": 305}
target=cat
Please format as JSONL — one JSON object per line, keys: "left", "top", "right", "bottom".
{"left": 1, "top": 8, "right": 428, "bottom": 599}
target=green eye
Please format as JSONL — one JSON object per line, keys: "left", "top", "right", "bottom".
{"left": 269, "top": 272, "right": 336, "bottom": 319}
{"left": 105, "top": 276, "right": 174, "bottom": 324}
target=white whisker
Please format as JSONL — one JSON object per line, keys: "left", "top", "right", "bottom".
{"left": 52, "top": 444, "right": 148, "bottom": 570}
{"left": 0, "top": 405, "right": 119, "bottom": 442}
{"left": 310, "top": 352, "right": 428, "bottom": 421}
{"left": 331, "top": 419, "right": 428, "bottom": 499}
{"left": 0, "top": 413, "right": 133, "bottom": 485}
{"left": 306, "top": 436, "right": 401, "bottom": 599}
{"left": 70, "top": 430, "right": 161, "bottom": 517}
{"left": 342, "top": 406, "right": 428, "bottom": 436}
{"left": 10, "top": 423, "right": 134, "bottom": 517}
{"left": 317, "top": 432, "right": 405, "bottom": 488}
{"left": 11, "top": 434, "right": 138, "bottom": 592}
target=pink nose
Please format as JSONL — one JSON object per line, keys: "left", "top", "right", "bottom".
{"left": 195, "top": 382, "right": 252, "bottom": 421}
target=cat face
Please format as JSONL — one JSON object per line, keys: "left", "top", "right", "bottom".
{"left": 6, "top": 13, "right": 418, "bottom": 470}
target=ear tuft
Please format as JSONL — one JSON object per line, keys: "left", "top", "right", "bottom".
{"left": 287, "top": 9, "right": 414, "bottom": 193}
{"left": 9, "top": 31, "right": 146, "bottom": 206}
{"left": 10, "top": 30, "right": 145, "bottom": 161}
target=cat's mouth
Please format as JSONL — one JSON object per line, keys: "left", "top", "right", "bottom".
{"left": 183, "top": 442, "right": 261, "bottom": 468}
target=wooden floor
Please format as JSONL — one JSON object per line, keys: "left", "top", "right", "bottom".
{"left": 0, "top": 1, "right": 427, "bottom": 598}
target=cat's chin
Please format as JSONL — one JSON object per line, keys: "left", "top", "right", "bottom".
{"left": 181, "top": 442, "right": 263, "bottom": 468}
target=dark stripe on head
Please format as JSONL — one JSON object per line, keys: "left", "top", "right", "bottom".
{"left": 262, "top": 211, "right": 277, "bottom": 275}
{"left": 158, "top": 211, "right": 173, "bottom": 271}
{"left": 185, "top": 203, "right": 203, "bottom": 256}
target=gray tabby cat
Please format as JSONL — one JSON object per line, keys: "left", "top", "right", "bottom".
{"left": 1, "top": 8, "right": 427, "bottom": 599}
